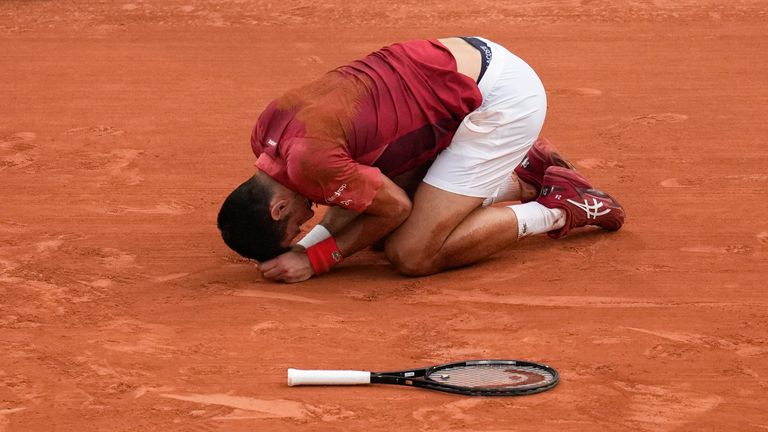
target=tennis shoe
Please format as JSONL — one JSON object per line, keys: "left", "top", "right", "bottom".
{"left": 536, "top": 166, "right": 625, "bottom": 239}
{"left": 514, "top": 137, "right": 574, "bottom": 202}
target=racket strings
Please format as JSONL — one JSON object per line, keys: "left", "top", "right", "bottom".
{"left": 427, "top": 364, "right": 556, "bottom": 390}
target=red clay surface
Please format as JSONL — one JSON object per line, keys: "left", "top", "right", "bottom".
{"left": 1, "top": 1, "right": 767, "bottom": 431}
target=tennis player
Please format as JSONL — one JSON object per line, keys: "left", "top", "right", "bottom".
{"left": 217, "top": 37, "right": 625, "bottom": 282}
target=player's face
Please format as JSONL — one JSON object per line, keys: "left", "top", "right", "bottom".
{"left": 281, "top": 194, "right": 315, "bottom": 247}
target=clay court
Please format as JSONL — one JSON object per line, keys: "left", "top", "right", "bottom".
{"left": 1, "top": 0, "right": 767, "bottom": 430}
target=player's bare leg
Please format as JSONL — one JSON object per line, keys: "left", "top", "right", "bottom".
{"left": 385, "top": 138, "right": 573, "bottom": 275}
{"left": 385, "top": 162, "right": 626, "bottom": 276}
{"left": 483, "top": 172, "right": 538, "bottom": 205}
{"left": 385, "top": 181, "right": 549, "bottom": 276}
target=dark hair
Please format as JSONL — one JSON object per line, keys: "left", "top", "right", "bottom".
{"left": 217, "top": 175, "right": 290, "bottom": 261}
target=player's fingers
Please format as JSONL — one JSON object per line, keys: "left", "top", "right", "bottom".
{"left": 260, "top": 262, "right": 285, "bottom": 280}
{"left": 259, "top": 259, "right": 277, "bottom": 272}
{"left": 261, "top": 259, "right": 288, "bottom": 278}
{"left": 262, "top": 272, "right": 283, "bottom": 282}
{"left": 261, "top": 267, "right": 284, "bottom": 280}
{"left": 284, "top": 275, "right": 308, "bottom": 284}
{"left": 281, "top": 269, "right": 311, "bottom": 284}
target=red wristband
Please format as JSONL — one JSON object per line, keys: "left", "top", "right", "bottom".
{"left": 305, "top": 236, "right": 344, "bottom": 274}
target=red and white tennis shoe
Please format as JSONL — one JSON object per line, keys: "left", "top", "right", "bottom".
{"left": 536, "top": 166, "right": 625, "bottom": 239}
{"left": 514, "top": 137, "right": 574, "bottom": 202}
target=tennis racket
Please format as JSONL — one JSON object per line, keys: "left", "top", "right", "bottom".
{"left": 287, "top": 359, "right": 558, "bottom": 396}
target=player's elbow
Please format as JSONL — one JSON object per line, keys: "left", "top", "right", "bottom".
{"left": 376, "top": 194, "right": 412, "bottom": 226}
{"left": 371, "top": 179, "right": 412, "bottom": 225}
{"left": 392, "top": 196, "right": 412, "bottom": 224}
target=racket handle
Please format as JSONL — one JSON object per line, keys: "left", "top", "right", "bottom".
{"left": 287, "top": 368, "right": 371, "bottom": 386}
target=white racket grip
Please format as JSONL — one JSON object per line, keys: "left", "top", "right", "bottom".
{"left": 287, "top": 368, "right": 371, "bottom": 386}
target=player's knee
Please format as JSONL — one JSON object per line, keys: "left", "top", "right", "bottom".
{"left": 384, "top": 242, "right": 438, "bottom": 277}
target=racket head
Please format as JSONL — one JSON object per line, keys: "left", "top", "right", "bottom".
{"left": 416, "top": 359, "right": 559, "bottom": 396}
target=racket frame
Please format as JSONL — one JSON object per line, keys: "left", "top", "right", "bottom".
{"left": 290, "top": 359, "right": 559, "bottom": 396}
{"left": 372, "top": 359, "right": 558, "bottom": 396}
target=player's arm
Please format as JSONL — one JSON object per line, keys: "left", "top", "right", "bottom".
{"left": 296, "top": 206, "right": 361, "bottom": 249}
{"left": 331, "top": 174, "right": 411, "bottom": 256}
{"left": 297, "top": 165, "right": 428, "bottom": 248}
{"left": 259, "top": 175, "right": 411, "bottom": 283}
{"left": 259, "top": 141, "right": 414, "bottom": 283}
{"left": 321, "top": 207, "right": 360, "bottom": 232}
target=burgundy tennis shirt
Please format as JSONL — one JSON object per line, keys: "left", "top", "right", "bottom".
{"left": 251, "top": 39, "right": 481, "bottom": 212}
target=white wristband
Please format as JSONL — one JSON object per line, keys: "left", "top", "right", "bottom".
{"left": 297, "top": 224, "right": 332, "bottom": 248}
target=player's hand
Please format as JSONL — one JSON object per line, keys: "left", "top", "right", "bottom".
{"left": 259, "top": 247, "right": 314, "bottom": 283}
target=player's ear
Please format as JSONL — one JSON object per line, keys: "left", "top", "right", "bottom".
{"left": 270, "top": 198, "right": 290, "bottom": 221}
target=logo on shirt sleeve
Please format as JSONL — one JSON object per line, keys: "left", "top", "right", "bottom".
{"left": 267, "top": 138, "right": 278, "bottom": 147}
{"left": 325, "top": 183, "right": 349, "bottom": 205}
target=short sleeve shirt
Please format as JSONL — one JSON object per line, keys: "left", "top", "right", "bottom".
{"left": 251, "top": 39, "right": 482, "bottom": 212}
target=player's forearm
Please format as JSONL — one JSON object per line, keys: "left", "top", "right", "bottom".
{"left": 301, "top": 175, "right": 411, "bottom": 276}
{"left": 333, "top": 175, "right": 412, "bottom": 258}
{"left": 334, "top": 205, "right": 410, "bottom": 258}
{"left": 319, "top": 206, "right": 360, "bottom": 234}
{"left": 296, "top": 206, "right": 360, "bottom": 249}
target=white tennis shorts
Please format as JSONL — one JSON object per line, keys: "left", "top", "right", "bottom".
{"left": 423, "top": 38, "right": 547, "bottom": 199}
